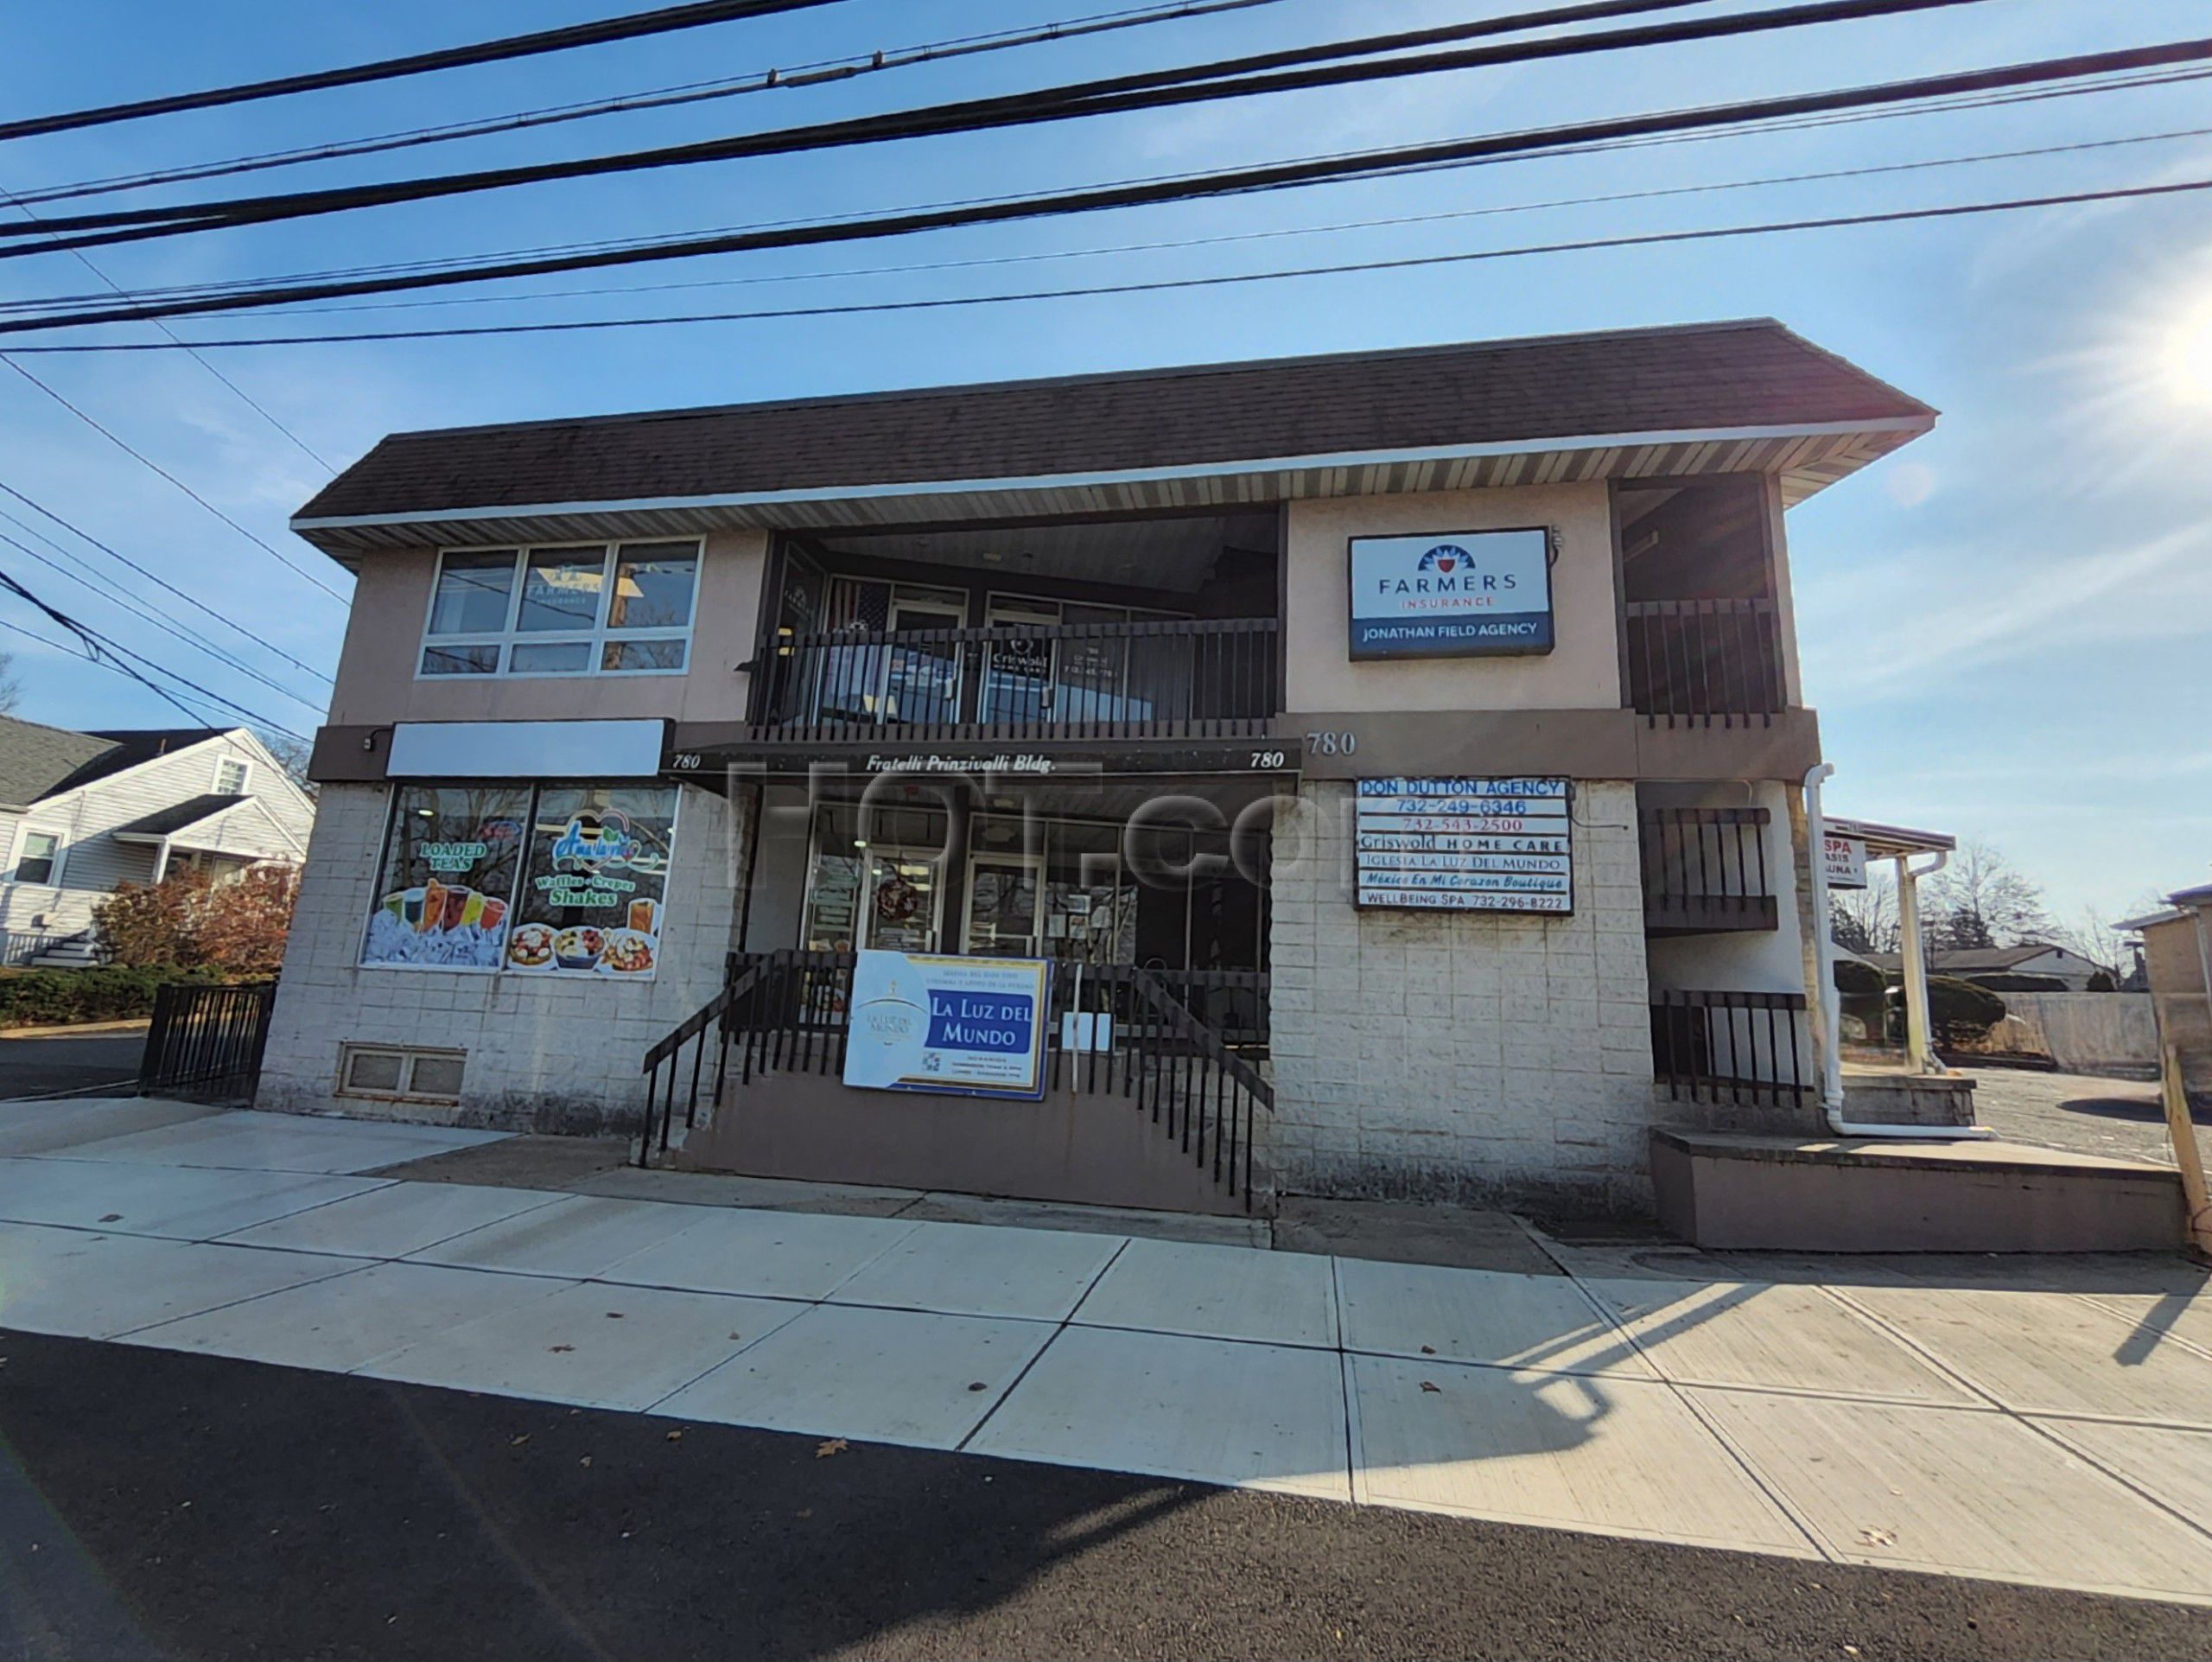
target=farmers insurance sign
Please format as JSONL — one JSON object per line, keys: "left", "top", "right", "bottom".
{"left": 1348, "top": 528, "right": 1554, "bottom": 659}
{"left": 843, "top": 951, "right": 1051, "bottom": 1100}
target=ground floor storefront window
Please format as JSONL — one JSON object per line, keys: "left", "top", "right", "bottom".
{"left": 361, "top": 782, "right": 678, "bottom": 978}
{"left": 789, "top": 795, "right": 1263, "bottom": 975}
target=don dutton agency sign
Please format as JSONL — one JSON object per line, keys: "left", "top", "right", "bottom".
{"left": 1348, "top": 528, "right": 1554, "bottom": 659}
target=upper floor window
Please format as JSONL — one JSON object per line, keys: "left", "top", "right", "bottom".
{"left": 15, "top": 831, "right": 60, "bottom": 885}
{"left": 214, "top": 758, "right": 250, "bottom": 795}
{"left": 420, "top": 541, "right": 701, "bottom": 678}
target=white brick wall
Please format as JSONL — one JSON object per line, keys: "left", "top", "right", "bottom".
{"left": 1263, "top": 779, "right": 1662, "bottom": 1211}
{"left": 257, "top": 781, "right": 747, "bottom": 1133}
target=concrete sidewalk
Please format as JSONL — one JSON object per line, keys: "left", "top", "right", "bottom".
{"left": 5, "top": 1101, "right": 2212, "bottom": 1607}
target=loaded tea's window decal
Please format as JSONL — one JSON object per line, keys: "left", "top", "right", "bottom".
{"left": 1347, "top": 528, "right": 1554, "bottom": 659}
{"left": 507, "top": 786, "right": 677, "bottom": 978}
{"left": 361, "top": 784, "right": 679, "bottom": 978}
{"left": 361, "top": 786, "right": 529, "bottom": 970}
{"left": 1354, "top": 776, "right": 1573, "bottom": 914}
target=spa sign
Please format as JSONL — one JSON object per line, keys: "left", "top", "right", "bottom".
{"left": 843, "top": 950, "right": 1052, "bottom": 1100}
{"left": 1348, "top": 528, "right": 1554, "bottom": 659}
{"left": 1353, "top": 776, "right": 1573, "bottom": 914}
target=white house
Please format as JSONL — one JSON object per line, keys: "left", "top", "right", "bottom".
{"left": 1865, "top": 942, "right": 2114, "bottom": 991}
{"left": 0, "top": 719, "right": 317, "bottom": 966}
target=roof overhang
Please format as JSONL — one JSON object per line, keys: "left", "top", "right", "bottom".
{"left": 2120, "top": 907, "right": 2189, "bottom": 933}
{"left": 290, "top": 417, "right": 1930, "bottom": 563}
{"left": 1825, "top": 815, "right": 1956, "bottom": 860}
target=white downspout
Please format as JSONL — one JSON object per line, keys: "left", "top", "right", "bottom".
{"left": 1802, "top": 762, "right": 1990, "bottom": 1141}
{"left": 1804, "top": 764, "right": 1845, "bottom": 1110}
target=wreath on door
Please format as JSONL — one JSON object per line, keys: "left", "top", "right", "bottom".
{"left": 874, "top": 875, "right": 921, "bottom": 923}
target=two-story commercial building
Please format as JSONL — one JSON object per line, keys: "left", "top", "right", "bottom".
{"left": 261, "top": 318, "right": 1935, "bottom": 1216}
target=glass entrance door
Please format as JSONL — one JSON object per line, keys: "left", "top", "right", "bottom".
{"left": 963, "top": 852, "right": 1041, "bottom": 956}
{"left": 863, "top": 853, "right": 942, "bottom": 953}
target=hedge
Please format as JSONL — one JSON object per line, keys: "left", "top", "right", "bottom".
{"left": 0, "top": 965, "right": 233, "bottom": 1029}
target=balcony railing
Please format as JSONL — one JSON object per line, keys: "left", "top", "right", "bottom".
{"left": 1624, "top": 599, "right": 1785, "bottom": 724}
{"left": 1640, "top": 807, "right": 1779, "bottom": 936}
{"left": 746, "top": 616, "right": 1280, "bottom": 742}
{"left": 1649, "top": 989, "right": 1809, "bottom": 1107}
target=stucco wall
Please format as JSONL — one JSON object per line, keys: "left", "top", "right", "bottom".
{"left": 1283, "top": 481, "right": 1621, "bottom": 714}
{"left": 1262, "top": 778, "right": 1660, "bottom": 1212}
{"left": 325, "top": 529, "right": 769, "bottom": 729}
{"left": 257, "top": 780, "right": 747, "bottom": 1134}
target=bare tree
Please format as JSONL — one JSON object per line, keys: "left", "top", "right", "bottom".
{"left": 1830, "top": 865, "right": 1899, "bottom": 955}
{"left": 0, "top": 650, "right": 21, "bottom": 716}
{"left": 1921, "top": 837, "right": 2051, "bottom": 951}
{"left": 253, "top": 729, "right": 318, "bottom": 801}
{"left": 2047, "top": 906, "right": 2133, "bottom": 983}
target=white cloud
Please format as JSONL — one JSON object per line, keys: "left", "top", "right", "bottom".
{"left": 1800, "top": 523, "right": 2212, "bottom": 702}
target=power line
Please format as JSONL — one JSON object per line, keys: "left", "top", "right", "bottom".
{"left": 8, "top": 0, "right": 1299, "bottom": 207}
{"left": 5, "top": 29, "right": 2200, "bottom": 337}
{"left": 0, "top": 565, "right": 309, "bottom": 739}
{"left": 0, "top": 614, "right": 92, "bottom": 658}
{"left": 32, "top": 174, "right": 2206, "bottom": 353}
{"left": 0, "top": 0, "right": 852, "bottom": 143}
{"left": 13, "top": 57, "right": 2202, "bottom": 322}
{"left": 0, "top": 479, "right": 336, "bottom": 685}
{"left": 0, "top": 520, "right": 329, "bottom": 714}
{"left": 0, "top": 0, "right": 1999, "bottom": 254}
{"left": 194, "top": 122, "right": 2212, "bottom": 320}
{"left": 0, "top": 184, "right": 335, "bottom": 472}
{"left": 0, "top": 357, "right": 350, "bottom": 600}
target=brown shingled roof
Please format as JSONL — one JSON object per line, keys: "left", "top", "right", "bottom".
{"left": 295, "top": 319, "right": 1933, "bottom": 524}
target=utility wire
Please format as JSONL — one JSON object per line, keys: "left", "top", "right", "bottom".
{"left": 0, "top": 520, "right": 329, "bottom": 714}
{"left": 0, "top": 0, "right": 851, "bottom": 143}
{"left": 0, "top": 479, "right": 336, "bottom": 685}
{"left": 5, "top": 31, "right": 2200, "bottom": 337}
{"left": 0, "top": 0, "right": 1998, "bottom": 252}
{"left": 0, "top": 614, "right": 92, "bottom": 659}
{"left": 9, "top": 0, "right": 1299, "bottom": 207}
{"left": 0, "top": 357, "right": 350, "bottom": 600}
{"left": 0, "top": 565, "right": 309, "bottom": 739}
{"left": 38, "top": 175, "right": 2207, "bottom": 353}
{"left": 16, "top": 58, "right": 2200, "bottom": 321}
{"left": 187, "top": 123, "right": 2212, "bottom": 319}
{"left": 0, "top": 184, "right": 335, "bottom": 472}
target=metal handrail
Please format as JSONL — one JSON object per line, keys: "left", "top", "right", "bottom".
{"left": 639, "top": 951, "right": 1273, "bottom": 1206}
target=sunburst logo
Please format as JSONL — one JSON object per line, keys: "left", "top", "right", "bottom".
{"left": 1417, "top": 544, "right": 1471, "bottom": 574}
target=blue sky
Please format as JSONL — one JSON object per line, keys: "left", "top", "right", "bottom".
{"left": 1, "top": 0, "right": 2208, "bottom": 925}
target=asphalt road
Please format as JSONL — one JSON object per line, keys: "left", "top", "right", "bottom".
{"left": 0, "top": 1031, "right": 143, "bottom": 1099}
{"left": 3, "top": 1331, "right": 2207, "bottom": 1661}
{"left": 1967, "top": 1067, "right": 2193, "bottom": 1168}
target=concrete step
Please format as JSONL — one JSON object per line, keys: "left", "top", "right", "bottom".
{"left": 1651, "top": 1129, "right": 2184, "bottom": 1253}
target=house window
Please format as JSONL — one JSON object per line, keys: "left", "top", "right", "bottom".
{"left": 15, "top": 831, "right": 60, "bottom": 886}
{"left": 214, "top": 758, "right": 250, "bottom": 795}
{"left": 419, "top": 541, "right": 700, "bottom": 678}
{"left": 339, "top": 1044, "right": 465, "bottom": 1105}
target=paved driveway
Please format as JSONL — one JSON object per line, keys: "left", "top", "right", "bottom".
{"left": 6, "top": 1099, "right": 2212, "bottom": 1608}
{"left": 1968, "top": 1067, "right": 2196, "bottom": 1167}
